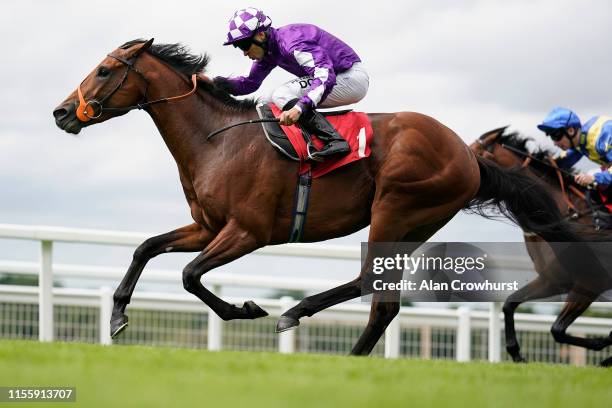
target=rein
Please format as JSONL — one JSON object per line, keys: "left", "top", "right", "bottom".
{"left": 500, "top": 144, "right": 578, "bottom": 180}
{"left": 206, "top": 118, "right": 280, "bottom": 140}
{"left": 498, "top": 143, "right": 612, "bottom": 225}
{"left": 76, "top": 53, "right": 198, "bottom": 122}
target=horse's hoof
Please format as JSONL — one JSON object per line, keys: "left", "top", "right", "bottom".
{"left": 599, "top": 356, "right": 612, "bottom": 367}
{"left": 243, "top": 301, "right": 268, "bottom": 319}
{"left": 276, "top": 315, "right": 300, "bottom": 333}
{"left": 514, "top": 356, "right": 527, "bottom": 364}
{"left": 110, "top": 315, "right": 129, "bottom": 339}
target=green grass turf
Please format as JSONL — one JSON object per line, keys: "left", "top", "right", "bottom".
{"left": 0, "top": 339, "right": 610, "bottom": 408}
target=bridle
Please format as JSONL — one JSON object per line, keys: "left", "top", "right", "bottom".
{"left": 76, "top": 49, "right": 197, "bottom": 122}
{"left": 486, "top": 139, "right": 602, "bottom": 222}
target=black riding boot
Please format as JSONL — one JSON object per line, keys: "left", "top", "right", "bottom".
{"left": 299, "top": 109, "right": 350, "bottom": 160}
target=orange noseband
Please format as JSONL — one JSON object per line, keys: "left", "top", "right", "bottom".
{"left": 76, "top": 85, "right": 98, "bottom": 122}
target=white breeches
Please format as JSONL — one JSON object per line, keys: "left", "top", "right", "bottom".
{"left": 270, "top": 62, "right": 369, "bottom": 110}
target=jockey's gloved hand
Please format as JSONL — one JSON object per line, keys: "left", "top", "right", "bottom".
{"left": 213, "top": 76, "right": 234, "bottom": 94}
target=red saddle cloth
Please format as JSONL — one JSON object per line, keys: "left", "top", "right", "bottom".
{"left": 269, "top": 103, "right": 373, "bottom": 178}
{"left": 598, "top": 187, "right": 612, "bottom": 214}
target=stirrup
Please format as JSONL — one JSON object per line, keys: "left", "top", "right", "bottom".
{"left": 308, "top": 140, "right": 350, "bottom": 160}
{"left": 306, "top": 143, "right": 324, "bottom": 162}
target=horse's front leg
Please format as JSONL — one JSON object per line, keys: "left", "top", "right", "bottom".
{"left": 111, "top": 223, "right": 213, "bottom": 338}
{"left": 181, "top": 220, "right": 269, "bottom": 320}
{"left": 502, "top": 276, "right": 564, "bottom": 363}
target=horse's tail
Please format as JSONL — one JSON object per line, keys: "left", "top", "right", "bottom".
{"left": 467, "top": 155, "right": 582, "bottom": 242}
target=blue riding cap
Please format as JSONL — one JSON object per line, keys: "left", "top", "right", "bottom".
{"left": 537, "top": 107, "right": 581, "bottom": 132}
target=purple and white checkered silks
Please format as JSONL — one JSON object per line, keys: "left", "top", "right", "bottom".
{"left": 223, "top": 7, "right": 272, "bottom": 45}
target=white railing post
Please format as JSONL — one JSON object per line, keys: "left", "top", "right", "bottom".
{"left": 99, "top": 286, "right": 112, "bottom": 345}
{"left": 39, "top": 240, "right": 53, "bottom": 342}
{"left": 488, "top": 302, "right": 502, "bottom": 362}
{"left": 384, "top": 315, "right": 400, "bottom": 359}
{"left": 489, "top": 302, "right": 502, "bottom": 363}
{"left": 207, "top": 285, "right": 223, "bottom": 351}
{"left": 279, "top": 296, "right": 296, "bottom": 354}
{"left": 456, "top": 306, "right": 471, "bottom": 362}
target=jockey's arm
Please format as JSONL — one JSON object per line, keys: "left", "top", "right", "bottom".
{"left": 591, "top": 125, "right": 612, "bottom": 186}
{"left": 555, "top": 148, "right": 582, "bottom": 168}
{"left": 592, "top": 169, "right": 612, "bottom": 186}
{"left": 591, "top": 138, "right": 612, "bottom": 186}
{"left": 216, "top": 59, "right": 275, "bottom": 95}
{"left": 291, "top": 45, "right": 337, "bottom": 113}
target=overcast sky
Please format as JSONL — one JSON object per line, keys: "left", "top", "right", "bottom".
{"left": 1, "top": 1, "right": 611, "bottom": 285}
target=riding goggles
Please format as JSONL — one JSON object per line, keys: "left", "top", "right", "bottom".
{"left": 233, "top": 38, "right": 253, "bottom": 52}
{"left": 546, "top": 128, "right": 567, "bottom": 141}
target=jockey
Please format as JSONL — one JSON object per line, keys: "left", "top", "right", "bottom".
{"left": 215, "top": 7, "right": 369, "bottom": 160}
{"left": 538, "top": 107, "right": 612, "bottom": 188}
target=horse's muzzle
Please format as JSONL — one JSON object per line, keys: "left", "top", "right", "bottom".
{"left": 53, "top": 101, "right": 82, "bottom": 134}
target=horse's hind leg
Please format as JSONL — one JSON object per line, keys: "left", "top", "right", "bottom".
{"left": 276, "top": 216, "right": 452, "bottom": 335}
{"left": 502, "top": 277, "right": 565, "bottom": 362}
{"left": 276, "top": 277, "right": 362, "bottom": 332}
{"left": 181, "top": 220, "right": 269, "bottom": 321}
{"left": 351, "top": 292, "right": 401, "bottom": 355}
{"left": 349, "top": 218, "right": 455, "bottom": 356}
{"left": 550, "top": 289, "right": 612, "bottom": 352}
{"left": 111, "top": 223, "right": 213, "bottom": 338}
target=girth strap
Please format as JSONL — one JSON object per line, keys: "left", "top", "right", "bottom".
{"left": 289, "top": 170, "right": 312, "bottom": 243}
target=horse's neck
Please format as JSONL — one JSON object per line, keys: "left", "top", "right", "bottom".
{"left": 143, "top": 68, "right": 254, "bottom": 177}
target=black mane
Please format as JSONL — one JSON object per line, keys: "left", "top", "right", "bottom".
{"left": 120, "top": 39, "right": 256, "bottom": 112}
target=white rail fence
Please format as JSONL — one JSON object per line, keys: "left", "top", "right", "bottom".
{"left": 1, "top": 224, "right": 611, "bottom": 364}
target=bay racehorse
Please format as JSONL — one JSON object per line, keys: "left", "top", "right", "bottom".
{"left": 53, "top": 39, "right": 580, "bottom": 356}
{"left": 471, "top": 127, "right": 612, "bottom": 366}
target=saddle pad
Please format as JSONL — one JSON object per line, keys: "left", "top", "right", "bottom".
{"left": 256, "top": 104, "right": 300, "bottom": 160}
{"left": 598, "top": 187, "right": 612, "bottom": 214}
{"left": 267, "top": 103, "right": 374, "bottom": 178}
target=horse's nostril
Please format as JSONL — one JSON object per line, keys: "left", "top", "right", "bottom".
{"left": 53, "top": 107, "right": 68, "bottom": 120}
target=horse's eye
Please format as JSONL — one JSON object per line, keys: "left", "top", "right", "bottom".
{"left": 97, "top": 66, "right": 111, "bottom": 78}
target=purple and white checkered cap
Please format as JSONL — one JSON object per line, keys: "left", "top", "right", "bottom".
{"left": 223, "top": 7, "right": 272, "bottom": 45}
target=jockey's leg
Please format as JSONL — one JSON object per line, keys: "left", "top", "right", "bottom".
{"left": 271, "top": 63, "right": 369, "bottom": 159}
{"left": 111, "top": 223, "right": 213, "bottom": 338}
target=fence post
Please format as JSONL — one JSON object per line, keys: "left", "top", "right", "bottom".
{"left": 456, "top": 306, "right": 471, "bottom": 362}
{"left": 99, "top": 286, "right": 113, "bottom": 345}
{"left": 384, "top": 315, "right": 400, "bottom": 359}
{"left": 420, "top": 325, "right": 432, "bottom": 359}
{"left": 488, "top": 302, "right": 502, "bottom": 362}
{"left": 279, "top": 296, "right": 296, "bottom": 354}
{"left": 207, "top": 284, "right": 223, "bottom": 351}
{"left": 39, "top": 240, "right": 53, "bottom": 342}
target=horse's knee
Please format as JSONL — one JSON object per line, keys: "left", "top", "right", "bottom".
{"left": 502, "top": 301, "right": 518, "bottom": 316}
{"left": 182, "top": 267, "right": 199, "bottom": 293}
{"left": 385, "top": 302, "right": 400, "bottom": 321}
{"left": 550, "top": 324, "right": 566, "bottom": 343}
{"left": 133, "top": 238, "right": 159, "bottom": 263}
{"left": 374, "top": 302, "right": 400, "bottom": 328}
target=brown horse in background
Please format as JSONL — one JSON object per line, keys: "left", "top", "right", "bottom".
{"left": 53, "top": 39, "right": 579, "bottom": 355}
{"left": 470, "top": 127, "right": 612, "bottom": 366}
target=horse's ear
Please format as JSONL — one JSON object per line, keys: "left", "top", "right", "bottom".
{"left": 480, "top": 125, "right": 510, "bottom": 140}
{"left": 131, "top": 38, "right": 154, "bottom": 58}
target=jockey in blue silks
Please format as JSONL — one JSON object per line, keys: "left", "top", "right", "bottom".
{"left": 214, "top": 7, "right": 369, "bottom": 160}
{"left": 538, "top": 107, "right": 612, "bottom": 188}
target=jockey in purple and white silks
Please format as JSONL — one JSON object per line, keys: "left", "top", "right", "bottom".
{"left": 215, "top": 7, "right": 369, "bottom": 160}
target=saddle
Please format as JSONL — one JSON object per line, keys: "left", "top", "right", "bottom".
{"left": 256, "top": 102, "right": 373, "bottom": 179}
{"left": 256, "top": 103, "right": 353, "bottom": 161}
{"left": 587, "top": 189, "right": 612, "bottom": 230}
